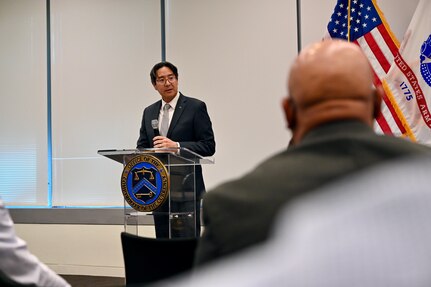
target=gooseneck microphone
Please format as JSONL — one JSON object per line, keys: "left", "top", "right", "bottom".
{"left": 151, "top": 119, "right": 160, "bottom": 136}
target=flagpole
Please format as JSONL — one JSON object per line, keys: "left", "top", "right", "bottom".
{"left": 160, "top": 0, "right": 166, "bottom": 61}
{"left": 347, "top": 0, "right": 351, "bottom": 42}
{"left": 296, "top": 0, "right": 302, "bottom": 53}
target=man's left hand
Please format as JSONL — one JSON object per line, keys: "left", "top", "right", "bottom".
{"left": 153, "top": 136, "right": 179, "bottom": 148}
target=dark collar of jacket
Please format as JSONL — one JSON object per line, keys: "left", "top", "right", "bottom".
{"left": 168, "top": 93, "right": 187, "bottom": 138}
{"left": 299, "top": 120, "right": 375, "bottom": 146}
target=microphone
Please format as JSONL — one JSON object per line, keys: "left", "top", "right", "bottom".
{"left": 151, "top": 119, "right": 160, "bottom": 136}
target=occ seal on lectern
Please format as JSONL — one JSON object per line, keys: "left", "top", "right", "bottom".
{"left": 121, "top": 154, "right": 170, "bottom": 212}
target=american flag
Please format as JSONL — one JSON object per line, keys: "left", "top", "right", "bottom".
{"left": 327, "top": 0, "right": 411, "bottom": 138}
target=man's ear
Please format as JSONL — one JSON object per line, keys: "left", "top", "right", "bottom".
{"left": 373, "top": 85, "right": 383, "bottom": 119}
{"left": 282, "top": 97, "right": 296, "bottom": 131}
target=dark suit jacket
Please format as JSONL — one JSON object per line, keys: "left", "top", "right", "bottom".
{"left": 137, "top": 93, "right": 215, "bottom": 197}
{"left": 194, "top": 120, "right": 431, "bottom": 265}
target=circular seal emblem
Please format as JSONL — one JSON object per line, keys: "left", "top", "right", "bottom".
{"left": 420, "top": 34, "right": 431, "bottom": 87}
{"left": 121, "top": 154, "right": 169, "bottom": 212}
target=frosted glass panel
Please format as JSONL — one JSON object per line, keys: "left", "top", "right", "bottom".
{"left": 51, "top": 0, "right": 161, "bottom": 206}
{"left": 0, "top": 0, "right": 48, "bottom": 206}
{"left": 52, "top": 158, "right": 124, "bottom": 206}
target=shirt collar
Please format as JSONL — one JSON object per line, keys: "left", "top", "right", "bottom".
{"left": 162, "top": 92, "right": 180, "bottom": 110}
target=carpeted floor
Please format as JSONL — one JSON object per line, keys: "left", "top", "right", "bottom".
{"left": 60, "top": 275, "right": 125, "bottom": 287}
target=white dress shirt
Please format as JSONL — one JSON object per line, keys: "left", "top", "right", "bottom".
{"left": 159, "top": 92, "right": 181, "bottom": 147}
{"left": 159, "top": 92, "right": 179, "bottom": 131}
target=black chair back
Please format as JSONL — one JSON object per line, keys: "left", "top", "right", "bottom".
{"left": 120, "top": 232, "right": 197, "bottom": 286}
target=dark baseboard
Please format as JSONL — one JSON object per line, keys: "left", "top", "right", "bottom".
{"left": 60, "top": 275, "right": 125, "bottom": 287}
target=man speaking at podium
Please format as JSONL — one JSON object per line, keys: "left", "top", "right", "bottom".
{"left": 137, "top": 61, "right": 216, "bottom": 238}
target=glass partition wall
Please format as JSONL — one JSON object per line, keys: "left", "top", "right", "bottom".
{"left": 0, "top": 0, "right": 48, "bottom": 206}
{"left": 1, "top": 0, "right": 161, "bottom": 208}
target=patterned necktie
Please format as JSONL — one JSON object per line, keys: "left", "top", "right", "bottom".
{"left": 160, "top": 103, "right": 171, "bottom": 136}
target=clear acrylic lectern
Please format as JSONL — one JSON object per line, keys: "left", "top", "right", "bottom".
{"left": 98, "top": 148, "right": 214, "bottom": 238}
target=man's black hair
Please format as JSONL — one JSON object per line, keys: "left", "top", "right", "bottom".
{"left": 150, "top": 61, "right": 178, "bottom": 85}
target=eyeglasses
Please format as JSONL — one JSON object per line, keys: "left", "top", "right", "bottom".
{"left": 156, "top": 75, "right": 177, "bottom": 85}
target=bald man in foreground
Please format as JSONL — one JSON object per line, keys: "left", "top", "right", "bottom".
{"left": 194, "top": 40, "right": 431, "bottom": 265}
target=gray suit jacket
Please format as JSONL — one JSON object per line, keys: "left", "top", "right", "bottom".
{"left": 194, "top": 120, "right": 431, "bottom": 265}
{"left": 162, "top": 156, "right": 431, "bottom": 287}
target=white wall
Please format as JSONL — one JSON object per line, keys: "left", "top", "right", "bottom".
{"left": 11, "top": 0, "right": 421, "bottom": 277}
{"left": 166, "top": 0, "right": 296, "bottom": 189}
{"left": 15, "top": 224, "right": 156, "bottom": 277}
{"left": 15, "top": 224, "right": 127, "bottom": 277}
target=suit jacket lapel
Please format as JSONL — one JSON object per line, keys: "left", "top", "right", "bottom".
{"left": 167, "top": 93, "right": 186, "bottom": 137}
{"left": 150, "top": 100, "right": 162, "bottom": 128}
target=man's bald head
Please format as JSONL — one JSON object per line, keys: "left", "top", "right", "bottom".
{"left": 283, "top": 39, "right": 382, "bottom": 144}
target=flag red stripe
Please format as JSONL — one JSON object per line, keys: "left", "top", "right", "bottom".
{"left": 364, "top": 32, "right": 392, "bottom": 73}
{"left": 372, "top": 72, "right": 406, "bottom": 134}
{"left": 375, "top": 111, "right": 392, "bottom": 134}
{"left": 377, "top": 24, "right": 398, "bottom": 58}
{"left": 351, "top": 39, "right": 402, "bottom": 134}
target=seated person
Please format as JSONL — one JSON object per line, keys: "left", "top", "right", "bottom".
{"left": 0, "top": 198, "right": 70, "bottom": 286}
{"left": 159, "top": 155, "right": 431, "bottom": 287}
{"left": 194, "top": 39, "right": 431, "bottom": 265}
